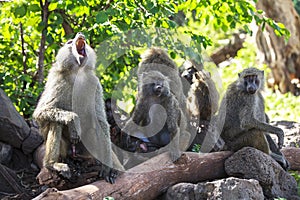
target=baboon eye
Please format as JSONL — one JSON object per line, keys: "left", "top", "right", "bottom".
{"left": 66, "top": 40, "right": 73, "bottom": 44}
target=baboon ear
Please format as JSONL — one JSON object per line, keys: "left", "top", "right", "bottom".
{"left": 238, "top": 72, "right": 241, "bottom": 77}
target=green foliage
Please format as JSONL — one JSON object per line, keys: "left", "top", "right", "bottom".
{"left": 103, "top": 197, "right": 114, "bottom": 200}
{"left": 293, "top": 0, "right": 300, "bottom": 15}
{"left": 191, "top": 144, "right": 201, "bottom": 153}
{"left": 0, "top": 0, "right": 290, "bottom": 117}
{"left": 290, "top": 171, "right": 300, "bottom": 196}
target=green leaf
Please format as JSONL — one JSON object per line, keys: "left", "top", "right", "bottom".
{"left": 221, "top": 24, "right": 228, "bottom": 32}
{"left": 170, "top": 51, "right": 176, "bottom": 59}
{"left": 262, "top": 21, "right": 266, "bottom": 31}
{"left": 226, "top": 15, "right": 233, "bottom": 22}
{"left": 96, "top": 11, "right": 108, "bottom": 23}
{"left": 46, "top": 34, "right": 54, "bottom": 44}
{"left": 28, "top": 4, "right": 40, "bottom": 12}
{"left": 37, "top": 21, "right": 45, "bottom": 32}
{"left": 14, "top": 5, "right": 27, "bottom": 18}
{"left": 48, "top": 2, "right": 58, "bottom": 11}
{"left": 150, "top": 6, "right": 159, "bottom": 14}
{"left": 257, "top": 10, "right": 263, "bottom": 14}
{"left": 243, "top": 25, "right": 252, "bottom": 36}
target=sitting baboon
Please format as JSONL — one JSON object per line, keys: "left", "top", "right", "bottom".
{"left": 137, "top": 47, "right": 186, "bottom": 107}
{"left": 180, "top": 62, "right": 221, "bottom": 151}
{"left": 217, "top": 67, "right": 289, "bottom": 170}
{"left": 123, "top": 71, "right": 187, "bottom": 161}
{"left": 33, "top": 33, "right": 120, "bottom": 183}
{"left": 182, "top": 65, "right": 219, "bottom": 121}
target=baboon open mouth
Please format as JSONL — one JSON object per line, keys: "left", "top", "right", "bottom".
{"left": 76, "top": 37, "right": 86, "bottom": 57}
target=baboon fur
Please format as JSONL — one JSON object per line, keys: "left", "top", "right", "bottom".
{"left": 33, "top": 33, "right": 121, "bottom": 182}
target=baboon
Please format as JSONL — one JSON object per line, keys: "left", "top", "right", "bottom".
{"left": 123, "top": 70, "right": 186, "bottom": 161}
{"left": 218, "top": 67, "right": 289, "bottom": 170}
{"left": 137, "top": 47, "right": 186, "bottom": 107}
{"left": 33, "top": 33, "right": 119, "bottom": 183}
{"left": 182, "top": 64, "right": 219, "bottom": 121}
{"left": 180, "top": 62, "right": 221, "bottom": 151}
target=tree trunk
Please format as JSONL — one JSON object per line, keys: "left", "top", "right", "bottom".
{"left": 33, "top": 151, "right": 233, "bottom": 200}
{"left": 256, "top": 0, "right": 300, "bottom": 95}
{"left": 37, "top": 0, "right": 50, "bottom": 84}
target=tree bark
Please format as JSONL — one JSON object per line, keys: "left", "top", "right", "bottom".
{"left": 210, "top": 33, "right": 246, "bottom": 66}
{"left": 33, "top": 151, "right": 233, "bottom": 200}
{"left": 37, "top": 0, "right": 50, "bottom": 84}
{"left": 256, "top": 0, "right": 300, "bottom": 95}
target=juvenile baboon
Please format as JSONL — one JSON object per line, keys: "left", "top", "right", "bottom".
{"left": 218, "top": 67, "right": 289, "bottom": 169}
{"left": 182, "top": 65, "right": 219, "bottom": 121}
{"left": 123, "top": 71, "right": 187, "bottom": 161}
{"left": 33, "top": 33, "right": 119, "bottom": 183}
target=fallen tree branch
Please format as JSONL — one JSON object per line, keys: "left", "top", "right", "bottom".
{"left": 210, "top": 33, "right": 245, "bottom": 65}
{"left": 33, "top": 151, "right": 233, "bottom": 200}
{"left": 33, "top": 147, "right": 300, "bottom": 200}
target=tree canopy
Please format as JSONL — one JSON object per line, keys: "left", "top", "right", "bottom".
{"left": 0, "top": 0, "right": 289, "bottom": 117}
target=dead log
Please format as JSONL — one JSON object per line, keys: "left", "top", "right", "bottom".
{"left": 33, "top": 147, "right": 300, "bottom": 200}
{"left": 33, "top": 151, "right": 233, "bottom": 200}
{"left": 282, "top": 147, "right": 300, "bottom": 171}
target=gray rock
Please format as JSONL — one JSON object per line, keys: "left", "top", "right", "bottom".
{"left": 164, "top": 177, "right": 264, "bottom": 200}
{"left": 0, "top": 141, "right": 12, "bottom": 165}
{"left": 225, "top": 147, "right": 299, "bottom": 199}
{"left": 0, "top": 89, "right": 43, "bottom": 154}
{"left": 0, "top": 88, "right": 30, "bottom": 148}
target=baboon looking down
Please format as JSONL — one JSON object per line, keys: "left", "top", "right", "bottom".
{"left": 33, "top": 33, "right": 120, "bottom": 183}
{"left": 123, "top": 47, "right": 190, "bottom": 161}
{"left": 218, "top": 67, "right": 289, "bottom": 170}
{"left": 123, "top": 71, "right": 185, "bottom": 161}
{"left": 137, "top": 47, "right": 186, "bottom": 107}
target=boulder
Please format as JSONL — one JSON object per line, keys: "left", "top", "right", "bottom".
{"left": 164, "top": 177, "right": 264, "bottom": 200}
{"left": 0, "top": 89, "right": 43, "bottom": 154}
{"left": 0, "top": 141, "right": 12, "bottom": 165}
{"left": 225, "top": 147, "right": 299, "bottom": 199}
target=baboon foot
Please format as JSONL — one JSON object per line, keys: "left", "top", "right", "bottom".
{"left": 53, "top": 162, "right": 71, "bottom": 178}
{"left": 170, "top": 150, "right": 182, "bottom": 162}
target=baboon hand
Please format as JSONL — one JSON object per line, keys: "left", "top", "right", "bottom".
{"left": 99, "top": 164, "right": 118, "bottom": 184}
{"left": 69, "top": 124, "right": 81, "bottom": 144}
{"left": 68, "top": 114, "right": 81, "bottom": 144}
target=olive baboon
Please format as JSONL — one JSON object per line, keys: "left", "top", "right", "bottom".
{"left": 137, "top": 47, "right": 186, "bottom": 107}
{"left": 182, "top": 64, "right": 219, "bottom": 121}
{"left": 218, "top": 67, "right": 289, "bottom": 169}
{"left": 124, "top": 47, "right": 190, "bottom": 161}
{"left": 123, "top": 71, "right": 185, "bottom": 161}
{"left": 33, "top": 33, "right": 119, "bottom": 183}
{"left": 181, "top": 63, "right": 221, "bottom": 151}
